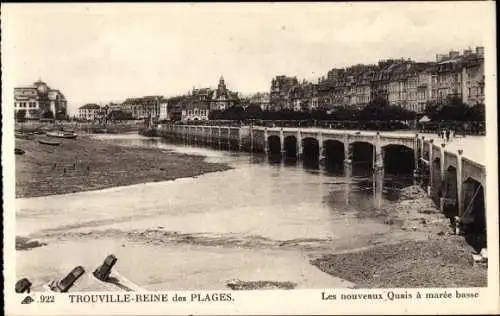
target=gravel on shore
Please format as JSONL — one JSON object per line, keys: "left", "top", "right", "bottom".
{"left": 310, "top": 185, "right": 487, "bottom": 288}
{"left": 15, "top": 134, "right": 232, "bottom": 198}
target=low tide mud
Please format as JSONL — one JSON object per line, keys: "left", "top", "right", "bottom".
{"left": 311, "top": 185, "right": 487, "bottom": 288}
{"left": 15, "top": 135, "right": 231, "bottom": 198}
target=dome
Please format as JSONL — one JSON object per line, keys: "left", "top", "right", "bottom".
{"left": 33, "top": 80, "right": 49, "bottom": 93}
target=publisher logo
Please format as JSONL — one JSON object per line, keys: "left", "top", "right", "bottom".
{"left": 21, "top": 296, "right": 34, "bottom": 304}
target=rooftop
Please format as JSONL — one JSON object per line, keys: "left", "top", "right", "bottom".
{"left": 79, "top": 103, "right": 101, "bottom": 110}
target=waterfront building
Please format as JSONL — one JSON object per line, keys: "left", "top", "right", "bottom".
{"left": 268, "top": 46, "right": 484, "bottom": 114}
{"left": 78, "top": 103, "right": 101, "bottom": 121}
{"left": 270, "top": 75, "right": 299, "bottom": 111}
{"left": 121, "top": 96, "right": 166, "bottom": 120}
{"left": 14, "top": 79, "right": 67, "bottom": 120}
{"left": 159, "top": 100, "right": 169, "bottom": 121}
{"left": 248, "top": 92, "right": 271, "bottom": 111}
{"left": 181, "top": 100, "right": 210, "bottom": 121}
{"left": 287, "top": 80, "right": 319, "bottom": 111}
{"left": 210, "top": 76, "right": 238, "bottom": 111}
{"left": 431, "top": 47, "right": 484, "bottom": 105}
{"left": 462, "top": 47, "right": 485, "bottom": 105}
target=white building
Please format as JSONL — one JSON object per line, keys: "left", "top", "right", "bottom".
{"left": 159, "top": 100, "right": 169, "bottom": 120}
{"left": 181, "top": 101, "right": 209, "bottom": 121}
{"left": 78, "top": 104, "right": 101, "bottom": 121}
{"left": 14, "top": 79, "right": 67, "bottom": 120}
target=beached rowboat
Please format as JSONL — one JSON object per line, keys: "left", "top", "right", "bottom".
{"left": 46, "top": 131, "right": 78, "bottom": 139}
{"left": 15, "top": 148, "right": 25, "bottom": 155}
{"left": 38, "top": 139, "right": 61, "bottom": 146}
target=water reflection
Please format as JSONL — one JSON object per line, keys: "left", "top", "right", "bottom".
{"left": 95, "top": 134, "right": 414, "bottom": 218}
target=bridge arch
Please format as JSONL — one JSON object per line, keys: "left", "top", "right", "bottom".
{"left": 267, "top": 135, "right": 281, "bottom": 155}
{"left": 443, "top": 165, "right": 458, "bottom": 218}
{"left": 323, "top": 140, "right": 345, "bottom": 168}
{"left": 284, "top": 135, "right": 297, "bottom": 158}
{"left": 431, "top": 157, "right": 442, "bottom": 200}
{"left": 461, "top": 177, "right": 486, "bottom": 250}
{"left": 382, "top": 144, "right": 415, "bottom": 175}
{"left": 350, "top": 141, "right": 374, "bottom": 168}
{"left": 302, "top": 137, "right": 320, "bottom": 168}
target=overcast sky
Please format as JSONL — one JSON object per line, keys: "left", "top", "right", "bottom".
{"left": 2, "top": 2, "right": 494, "bottom": 114}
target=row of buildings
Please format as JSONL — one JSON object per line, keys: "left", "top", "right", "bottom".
{"left": 269, "top": 46, "right": 485, "bottom": 113}
{"left": 77, "top": 76, "right": 241, "bottom": 122}
{"left": 18, "top": 46, "right": 485, "bottom": 123}
{"left": 77, "top": 96, "right": 170, "bottom": 121}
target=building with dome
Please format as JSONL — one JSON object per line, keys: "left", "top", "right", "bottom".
{"left": 210, "top": 76, "right": 238, "bottom": 111}
{"left": 14, "top": 79, "right": 67, "bottom": 120}
{"left": 179, "top": 76, "right": 240, "bottom": 121}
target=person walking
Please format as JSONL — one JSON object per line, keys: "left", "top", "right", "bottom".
{"left": 445, "top": 129, "right": 450, "bottom": 143}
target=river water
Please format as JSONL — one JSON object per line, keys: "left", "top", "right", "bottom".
{"left": 16, "top": 134, "right": 416, "bottom": 291}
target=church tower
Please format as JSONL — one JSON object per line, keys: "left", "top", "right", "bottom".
{"left": 217, "top": 76, "right": 227, "bottom": 96}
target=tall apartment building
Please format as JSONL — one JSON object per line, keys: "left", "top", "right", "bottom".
{"left": 121, "top": 96, "right": 167, "bottom": 119}
{"left": 270, "top": 75, "right": 299, "bottom": 111}
{"left": 78, "top": 103, "right": 101, "bottom": 121}
{"left": 433, "top": 46, "right": 484, "bottom": 105}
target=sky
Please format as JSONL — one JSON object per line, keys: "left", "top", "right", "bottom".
{"left": 2, "top": 2, "right": 494, "bottom": 115}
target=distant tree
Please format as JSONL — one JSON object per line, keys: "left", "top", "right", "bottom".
{"left": 466, "top": 103, "right": 485, "bottom": 122}
{"left": 311, "top": 108, "right": 328, "bottom": 120}
{"left": 16, "top": 109, "right": 27, "bottom": 122}
{"left": 431, "top": 96, "right": 470, "bottom": 121}
{"left": 41, "top": 110, "right": 54, "bottom": 119}
{"left": 107, "top": 110, "right": 133, "bottom": 121}
{"left": 208, "top": 110, "right": 223, "bottom": 121}
{"left": 55, "top": 112, "right": 68, "bottom": 121}
{"left": 225, "top": 105, "right": 245, "bottom": 121}
{"left": 245, "top": 104, "right": 263, "bottom": 120}
{"left": 358, "top": 97, "right": 416, "bottom": 121}
{"left": 330, "top": 107, "right": 358, "bottom": 121}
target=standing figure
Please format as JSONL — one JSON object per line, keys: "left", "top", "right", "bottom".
{"left": 445, "top": 129, "right": 450, "bottom": 142}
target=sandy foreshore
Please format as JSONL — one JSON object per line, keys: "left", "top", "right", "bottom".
{"left": 15, "top": 134, "right": 231, "bottom": 198}
{"left": 310, "top": 185, "right": 487, "bottom": 288}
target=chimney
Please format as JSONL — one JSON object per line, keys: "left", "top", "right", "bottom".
{"left": 476, "top": 46, "right": 484, "bottom": 56}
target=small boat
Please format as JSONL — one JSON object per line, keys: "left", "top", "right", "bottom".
{"left": 39, "top": 139, "right": 61, "bottom": 146}
{"left": 15, "top": 148, "right": 25, "bottom": 155}
{"left": 15, "top": 133, "right": 34, "bottom": 140}
{"left": 46, "top": 131, "right": 77, "bottom": 139}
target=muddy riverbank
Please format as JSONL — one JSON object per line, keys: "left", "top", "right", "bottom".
{"left": 311, "top": 185, "right": 487, "bottom": 288}
{"left": 15, "top": 135, "right": 231, "bottom": 198}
